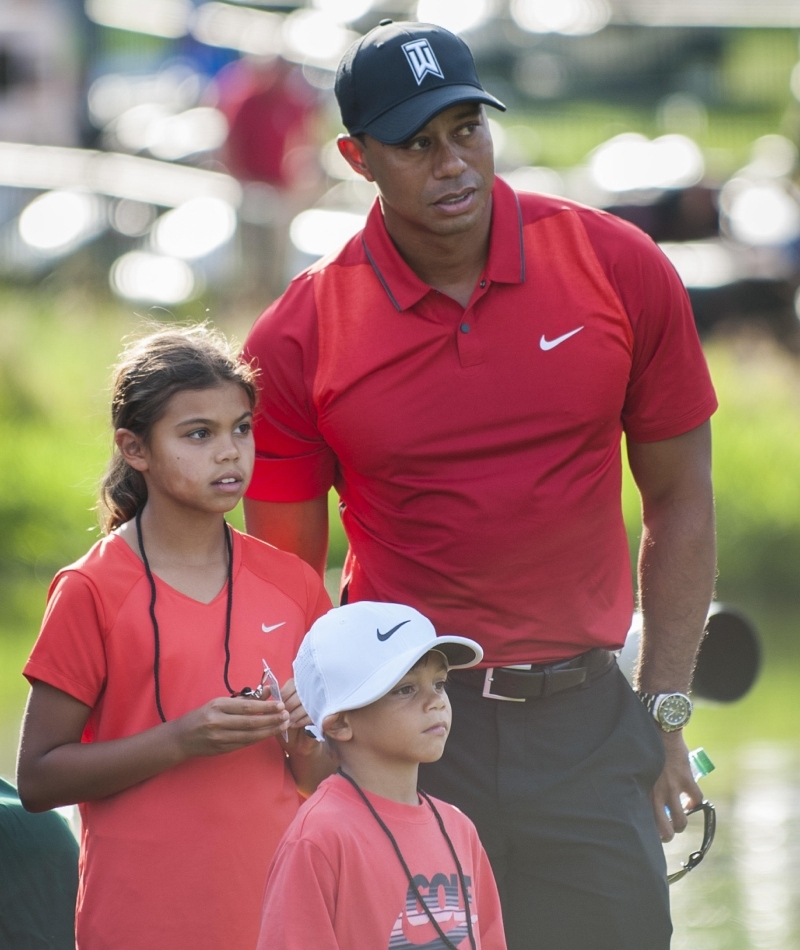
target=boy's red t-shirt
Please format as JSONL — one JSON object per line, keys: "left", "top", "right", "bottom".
{"left": 259, "top": 773, "right": 507, "bottom": 950}
{"left": 24, "top": 528, "right": 331, "bottom": 950}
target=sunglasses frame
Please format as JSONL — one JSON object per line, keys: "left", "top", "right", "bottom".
{"left": 667, "top": 800, "right": 716, "bottom": 885}
{"left": 237, "top": 660, "right": 289, "bottom": 742}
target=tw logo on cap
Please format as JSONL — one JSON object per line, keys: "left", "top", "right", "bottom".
{"left": 402, "top": 39, "right": 444, "bottom": 85}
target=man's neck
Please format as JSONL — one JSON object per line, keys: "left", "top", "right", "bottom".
{"left": 381, "top": 195, "right": 493, "bottom": 309}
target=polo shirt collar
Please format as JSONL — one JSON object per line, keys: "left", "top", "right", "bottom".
{"left": 361, "top": 175, "right": 525, "bottom": 312}
{"left": 485, "top": 176, "right": 526, "bottom": 286}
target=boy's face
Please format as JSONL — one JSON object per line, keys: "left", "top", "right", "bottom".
{"left": 344, "top": 652, "right": 451, "bottom": 766}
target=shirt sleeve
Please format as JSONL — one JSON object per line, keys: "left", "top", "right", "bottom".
{"left": 582, "top": 210, "right": 718, "bottom": 443}
{"left": 243, "top": 277, "right": 338, "bottom": 502}
{"left": 23, "top": 571, "right": 107, "bottom": 708}
{"left": 257, "top": 838, "right": 341, "bottom": 950}
{"left": 302, "top": 562, "right": 333, "bottom": 628}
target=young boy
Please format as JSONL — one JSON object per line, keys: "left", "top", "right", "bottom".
{"left": 258, "top": 601, "right": 507, "bottom": 950}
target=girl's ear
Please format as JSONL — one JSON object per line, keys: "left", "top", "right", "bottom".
{"left": 115, "top": 428, "right": 149, "bottom": 473}
{"left": 322, "top": 712, "right": 353, "bottom": 743}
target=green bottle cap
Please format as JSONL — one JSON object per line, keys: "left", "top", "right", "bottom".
{"left": 690, "top": 747, "right": 715, "bottom": 778}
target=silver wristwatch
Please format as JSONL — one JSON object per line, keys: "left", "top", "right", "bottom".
{"left": 636, "top": 691, "right": 693, "bottom": 732}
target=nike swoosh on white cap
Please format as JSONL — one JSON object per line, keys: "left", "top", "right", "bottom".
{"left": 540, "top": 326, "right": 584, "bottom": 351}
{"left": 262, "top": 622, "right": 286, "bottom": 633}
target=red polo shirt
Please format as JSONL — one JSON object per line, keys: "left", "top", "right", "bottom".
{"left": 244, "top": 178, "right": 717, "bottom": 665}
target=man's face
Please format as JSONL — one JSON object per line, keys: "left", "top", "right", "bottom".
{"left": 339, "top": 103, "right": 495, "bottom": 238}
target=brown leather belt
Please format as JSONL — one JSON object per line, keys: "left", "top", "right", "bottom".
{"left": 448, "top": 648, "right": 615, "bottom": 701}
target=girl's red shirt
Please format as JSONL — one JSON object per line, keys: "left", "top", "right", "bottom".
{"left": 24, "top": 528, "right": 331, "bottom": 950}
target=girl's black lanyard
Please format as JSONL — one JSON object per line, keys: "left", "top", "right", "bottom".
{"left": 336, "top": 768, "right": 478, "bottom": 950}
{"left": 135, "top": 508, "right": 242, "bottom": 723}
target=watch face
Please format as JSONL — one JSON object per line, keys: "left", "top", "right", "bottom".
{"left": 657, "top": 694, "right": 692, "bottom": 730}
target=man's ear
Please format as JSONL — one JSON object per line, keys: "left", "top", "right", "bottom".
{"left": 337, "top": 135, "right": 376, "bottom": 183}
{"left": 115, "top": 428, "right": 149, "bottom": 473}
{"left": 322, "top": 711, "right": 353, "bottom": 743}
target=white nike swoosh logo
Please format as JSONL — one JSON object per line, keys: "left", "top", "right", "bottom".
{"left": 261, "top": 622, "right": 286, "bottom": 633}
{"left": 539, "top": 326, "right": 584, "bottom": 350}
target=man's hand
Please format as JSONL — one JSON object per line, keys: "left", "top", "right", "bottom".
{"left": 650, "top": 731, "right": 703, "bottom": 841}
{"left": 628, "top": 422, "right": 715, "bottom": 841}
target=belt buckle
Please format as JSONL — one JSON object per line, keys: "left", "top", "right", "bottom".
{"left": 482, "top": 667, "right": 526, "bottom": 702}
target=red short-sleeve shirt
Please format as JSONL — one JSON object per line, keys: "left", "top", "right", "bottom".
{"left": 24, "top": 529, "right": 331, "bottom": 950}
{"left": 258, "top": 773, "right": 506, "bottom": 950}
{"left": 244, "top": 178, "right": 717, "bottom": 664}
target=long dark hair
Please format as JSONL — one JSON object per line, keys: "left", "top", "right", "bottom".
{"left": 99, "top": 325, "right": 257, "bottom": 533}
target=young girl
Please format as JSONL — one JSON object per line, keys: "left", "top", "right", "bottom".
{"left": 16, "top": 325, "right": 332, "bottom": 950}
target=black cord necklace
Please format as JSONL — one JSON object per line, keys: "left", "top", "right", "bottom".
{"left": 336, "top": 768, "right": 478, "bottom": 950}
{"left": 135, "top": 508, "right": 237, "bottom": 723}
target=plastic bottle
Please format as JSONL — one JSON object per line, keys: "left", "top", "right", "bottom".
{"left": 688, "top": 747, "right": 715, "bottom": 782}
{"left": 666, "top": 748, "right": 715, "bottom": 817}
{"left": 674, "top": 747, "right": 714, "bottom": 811}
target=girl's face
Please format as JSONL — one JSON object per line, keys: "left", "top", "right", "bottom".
{"left": 131, "top": 382, "right": 255, "bottom": 516}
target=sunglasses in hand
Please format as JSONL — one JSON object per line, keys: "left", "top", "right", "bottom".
{"left": 237, "top": 660, "right": 289, "bottom": 743}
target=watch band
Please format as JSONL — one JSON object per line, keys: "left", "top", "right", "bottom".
{"left": 635, "top": 691, "right": 693, "bottom": 732}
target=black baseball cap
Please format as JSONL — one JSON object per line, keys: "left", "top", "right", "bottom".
{"left": 335, "top": 20, "right": 506, "bottom": 145}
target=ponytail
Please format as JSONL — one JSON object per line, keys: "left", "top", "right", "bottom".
{"left": 99, "top": 453, "right": 149, "bottom": 533}
{"left": 98, "top": 324, "right": 257, "bottom": 534}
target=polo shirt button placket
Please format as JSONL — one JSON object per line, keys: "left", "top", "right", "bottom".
{"left": 456, "top": 312, "right": 483, "bottom": 368}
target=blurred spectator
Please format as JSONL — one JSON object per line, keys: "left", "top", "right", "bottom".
{"left": 0, "top": 0, "right": 81, "bottom": 145}
{"left": 215, "top": 57, "right": 321, "bottom": 189}
{"left": 0, "top": 778, "right": 78, "bottom": 950}
{"left": 608, "top": 186, "right": 720, "bottom": 243}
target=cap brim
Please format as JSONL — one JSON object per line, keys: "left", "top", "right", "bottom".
{"left": 362, "top": 84, "right": 506, "bottom": 145}
{"left": 309, "top": 634, "right": 483, "bottom": 740}
{"left": 433, "top": 637, "right": 484, "bottom": 668}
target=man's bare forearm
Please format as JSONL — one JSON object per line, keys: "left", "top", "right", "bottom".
{"left": 627, "top": 422, "right": 716, "bottom": 839}
{"left": 635, "top": 492, "right": 716, "bottom": 693}
{"left": 628, "top": 423, "right": 716, "bottom": 693}
{"left": 244, "top": 496, "right": 329, "bottom": 576}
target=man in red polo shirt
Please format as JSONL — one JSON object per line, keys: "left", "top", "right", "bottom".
{"left": 244, "top": 21, "right": 717, "bottom": 950}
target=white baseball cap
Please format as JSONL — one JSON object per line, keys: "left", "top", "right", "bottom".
{"left": 293, "top": 601, "right": 483, "bottom": 740}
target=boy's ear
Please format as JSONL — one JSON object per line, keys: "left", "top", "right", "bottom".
{"left": 115, "top": 428, "right": 149, "bottom": 472}
{"left": 322, "top": 711, "right": 353, "bottom": 743}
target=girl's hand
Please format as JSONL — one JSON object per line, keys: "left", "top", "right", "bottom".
{"left": 279, "top": 678, "right": 336, "bottom": 796}
{"left": 17, "top": 682, "right": 290, "bottom": 813}
{"left": 173, "top": 696, "right": 291, "bottom": 758}
{"left": 280, "top": 678, "right": 313, "bottom": 730}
